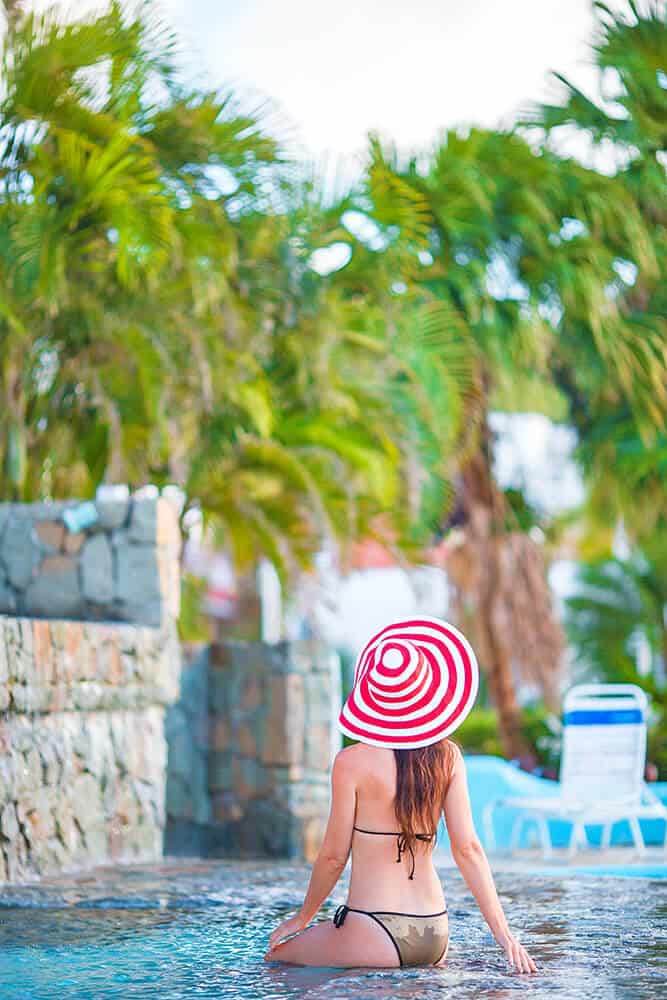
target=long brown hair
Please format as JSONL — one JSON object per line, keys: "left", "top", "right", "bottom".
{"left": 393, "top": 738, "right": 457, "bottom": 854}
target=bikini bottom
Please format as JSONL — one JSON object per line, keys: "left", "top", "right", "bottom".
{"left": 333, "top": 904, "right": 448, "bottom": 967}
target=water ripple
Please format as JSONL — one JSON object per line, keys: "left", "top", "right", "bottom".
{"left": 0, "top": 860, "right": 664, "bottom": 999}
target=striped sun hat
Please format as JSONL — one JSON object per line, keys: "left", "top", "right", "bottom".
{"left": 338, "top": 616, "right": 479, "bottom": 749}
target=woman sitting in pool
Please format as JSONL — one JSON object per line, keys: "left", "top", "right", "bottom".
{"left": 266, "top": 617, "right": 537, "bottom": 974}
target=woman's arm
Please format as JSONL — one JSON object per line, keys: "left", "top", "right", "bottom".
{"left": 268, "top": 747, "right": 356, "bottom": 951}
{"left": 444, "top": 746, "right": 537, "bottom": 974}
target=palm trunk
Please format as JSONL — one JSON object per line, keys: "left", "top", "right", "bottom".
{"left": 459, "top": 441, "right": 529, "bottom": 760}
{"left": 477, "top": 536, "right": 528, "bottom": 759}
{"left": 445, "top": 409, "right": 564, "bottom": 758}
{"left": 3, "top": 356, "right": 28, "bottom": 498}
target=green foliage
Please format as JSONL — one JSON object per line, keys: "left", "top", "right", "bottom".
{"left": 647, "top": 722, "right": 667, "bottom": 781}
{"left": 0, "top": 2, "right": 461, "bottom": 581}
{"left": 519, "top": 704, "right": 562, "bottom": 773}
{"left": 523, "top": 2, "right": 667, "bottom": 543}
{"left": 460, "top": 699, "right": 665, "bottom": 778}
{"left": 565, "top": 551, "right": 667, "bottom": 778}
{"left": 456, "top": 709, "right": 504, "bottom": 757}
{"left": 2, "top": 0, "right": 666, "bottom": 646}
{"left": 565, "top": 556, "right": 666, "bottom": 688}
{"left": 177, "top": 572, "right": 210, "bottom": 643}
{"left": 503, "top": 488, "right": 540, "bottom": 534}
{"left": 457, "top": 703, "right": 561, "bottom": 771}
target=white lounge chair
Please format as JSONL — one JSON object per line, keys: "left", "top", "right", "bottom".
{"left": 483, "top": 684, "right": 667, "bottom": 858}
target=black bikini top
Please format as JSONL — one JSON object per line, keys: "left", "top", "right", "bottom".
{"left": 353, "top": 826, "right": 435, "bottom": 880}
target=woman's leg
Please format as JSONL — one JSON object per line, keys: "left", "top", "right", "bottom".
{"left": 264, "top": 910, "right": 401, "bottom": 968}
{"left": 435, "top": 937, "right": 450, "bottom": 967}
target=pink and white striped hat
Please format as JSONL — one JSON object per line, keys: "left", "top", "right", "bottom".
{"left": 338, "top": 616, "right": 479, "bottom": 749}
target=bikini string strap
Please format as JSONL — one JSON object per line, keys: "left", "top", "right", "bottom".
{"left": 396, "top": 833, "right": 434, "bottom": 880}
{"left": 333, "top": 904, "right": 349, "bottom": 928}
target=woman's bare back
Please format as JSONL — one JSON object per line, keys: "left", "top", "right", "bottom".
{"left": 345, "top": 743, "right": 447, "bottom": 913}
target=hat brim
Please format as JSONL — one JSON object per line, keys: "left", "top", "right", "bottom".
{"left": 337, "top": 616, "right": 479, "bottom": 749}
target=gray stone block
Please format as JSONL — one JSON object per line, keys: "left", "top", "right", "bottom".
{"left": 6, "top": 714, "right": 33, "bottom": 751}
{"left": 15, "top": 747, "right": 42, "bottom": 798}
{"left": 114, "top": 542, "right": 161, "bottom": 620}
{"left": 71, "top": 682, "right": 106, "bottom": 711}
{"left": 23, "top": 565, "right": 83, "bottom": 619}
{"left": 0, "top": 506, "right": 11, "bottom": 542}
{"left": 5, "top": 620, "right": 32, "bottom": 684}
{"left": 71, "top": 773, "right": 104, "bottom": 830}
{"left": 40, "top": 742, "right": 61, "bottom": 786}
{"left": 33, "top": 520, "right": 65, "bottom": 553}
{"left": 83, "top": 829, "right": 108, "bottom": 863}
{"left": 0, "top": 760, "right": 14, "bottom": 803}
{"left": 20, "top": 786, "right": 57, "bottom": 844}
{"left": 0, "top": 580, "right": 16, "bottom": 613}
{"left": 81, "top": 534, "right": 113, "bottom": 604}
{"left": 11, "top": 684, "right": 51, "bottom": 712}
{"left": 208, "top": 750, "right": 233, "bottom": 792}
{"left": 127, "top": 499, "right": 157, "bottom": 543}
{"left": 17, "top": 501, "right": 71, "bottom": 520}
{"left": 165, "top": 710, "right": 193, "bottom": 779}
{"left": 1, "top": 516, "right": 41, "bottom": 590}
{"left": 132, "top": 601, "right": 162, "bottom": 627}
{"left": 95, "top": 498, "right": 129, "bottom": 530}
{"left": 0, "top": 803, "right": 18, "bottom": 842}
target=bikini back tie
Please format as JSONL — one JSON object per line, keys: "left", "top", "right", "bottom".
{"left": 353, "top": 826, "right": 435, "bottom": 880}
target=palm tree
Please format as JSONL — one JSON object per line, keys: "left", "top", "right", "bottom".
{"left": 350, "top": 1, "right": 667, "bottom": 754}
{"left": 526, "top": 0, "right": 667, "bottom": 545}
{"left": 564, "top": 546, "right": 667, "bottom": 775}
{"left": 565, "top": 552, "right": 667, "bottom": 691}
{"left": 535, "top": 6, "right": 664, "bottom": 352}
{"left": 355, "top": 131, "right": 569, "bottom": 756}
{"left": 0, "top": 2, "right": 469, "bottom": 586}
{"left": 527, "top": 2, "right": 667, "bottom": 759}
{"left": 0, "top": 1, "right": 270, "bottom": 498}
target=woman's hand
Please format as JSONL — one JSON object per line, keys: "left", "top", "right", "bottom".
{"left": 267, "top": 913, "right": 308, "bottom": 953}
{"left": 498, "top": 932, "right": 538, "bottom": 974}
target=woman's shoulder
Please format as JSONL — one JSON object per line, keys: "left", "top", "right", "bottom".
{"left": 333, "top": 742, "right": 367, "bottom": 770}
{"left": 332, "top": 742, "right": 390, "bottom": 777}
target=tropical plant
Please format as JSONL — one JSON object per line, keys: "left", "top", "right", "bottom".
{"left": 524, "top": 0, "right": 667, "bottom": 539}
{"left": 565, "top": 553, "right": 667, "bottom": 689}
{"left": 352, "top": 130, "right": 571, "bottom": 757}
{"left": 530, "top": 2, "right": 667, "bottom": 773}
{"left": 0, "top": 2, "right": 468, "bottom": 582}
{"left": 343, "top": 1, "right": 667, "bottom": 756}
{"left": 0, "top": 0, "right": 278, "bottom": 497}
{"left": 565, "top": 549, "right": 667, "bottom": 776}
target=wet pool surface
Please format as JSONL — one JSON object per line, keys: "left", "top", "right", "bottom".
{"left": 0, "top": 859, "right": 665, "bottom": 999}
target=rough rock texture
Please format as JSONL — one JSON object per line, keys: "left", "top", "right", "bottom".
{"left": 165, "top": 640, "right": 341, "bottom": 862}
{"left": 164, "top": 646, "right": 212, "bottom": 856}
{"left": 0, "top": 615, "right": 181, "bottom": 884}
{"left": 81, "top": 535, "right": 114, "bottom": 604}
{"left": 0, "top": 496, "right": 181, "bottom": 627}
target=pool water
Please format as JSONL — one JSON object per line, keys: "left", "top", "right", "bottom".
{"left": 0, "top": 859, "right": 665, "bottom": 999}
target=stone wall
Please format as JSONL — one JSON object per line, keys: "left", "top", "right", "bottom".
{"left": 166, "top": 640, "right": 341, "bottom": 861}
{"left": 0, "top": 493, "right": 182, "bottom": 884}
{"left": 0, "top": 615, "right": 180, "bottom": 882}
{"left": 0, "top": 496, "right": 180, "bottom": 626}
{"left": 165, "top": 645, "right": 212, "bottom": 856}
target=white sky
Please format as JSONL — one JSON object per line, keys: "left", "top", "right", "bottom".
{"left": 167, "top": 0, "right": 604, "bottom": 158}
{"left": 27, "top": 0, "right": 638, "bottom": 160}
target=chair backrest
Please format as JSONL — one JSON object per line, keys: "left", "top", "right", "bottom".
{"left": 559, "top": 684, "right": 647, "bottom": 808}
